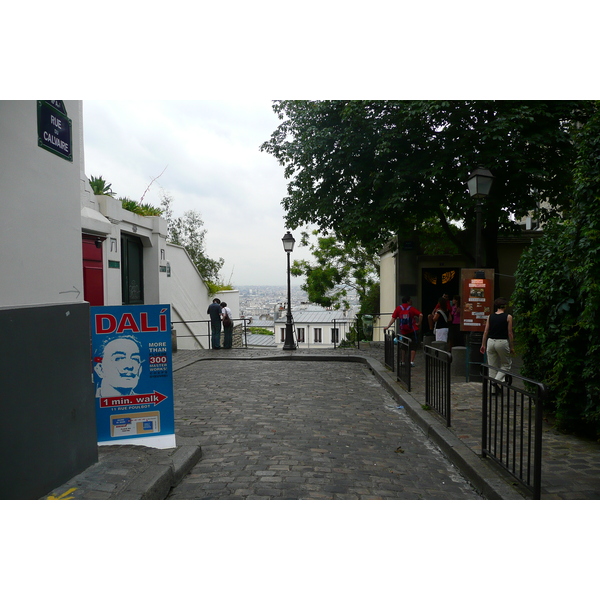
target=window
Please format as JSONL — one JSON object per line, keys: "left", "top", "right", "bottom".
{"left": 280, "top": 328, "right": 286, "bottom": 343}
{"left": 297, "top": 328, "right": 305, "bottom": 343}
{"left": 314, "top": 328, "right": 322, "bottom": 343}
{"left": 331, "top": 328, "right": 339, "bottom": 344}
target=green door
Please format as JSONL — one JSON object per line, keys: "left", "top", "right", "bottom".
{"left": 121, "top": 234, "right": 144, "bottom": 305}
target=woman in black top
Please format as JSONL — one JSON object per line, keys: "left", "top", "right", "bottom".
{"left": 480, "top": 297, "right": 514, "bottom": 381}
{"left": 433, "top": 296, "right": 450, "bottom": 344}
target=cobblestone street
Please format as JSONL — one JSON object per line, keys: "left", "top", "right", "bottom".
{"left": 167, "top": 360, "right": 483, "bottom": 500}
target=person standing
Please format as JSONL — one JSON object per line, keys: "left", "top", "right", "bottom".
{"left": 480, "top": 297, "right": 514, "bottom": 381}
{"left": 428, "top": 293, "right": 450, "bottom": 333}
{"left": 432, "top": 296, "right": 450, "bottom": 344}
{"left": 448, "top": 295, "right": 463, "bottom": 350}
{"left": 207, "top": 298, "right": 222, "bottom": 349}
{"left": 221, "top": 301, "right": 233, "bottom": 349}
{"left": 384, "top": 296, "right": 423, "bottom": 366}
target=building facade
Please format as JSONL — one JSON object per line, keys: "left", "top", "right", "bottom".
{"left": 0, "top": 100, "right": 98, "bottom": 499}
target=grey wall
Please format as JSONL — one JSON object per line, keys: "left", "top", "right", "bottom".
{"left": 0, "top": 303, "right": 98, "bottom": 499}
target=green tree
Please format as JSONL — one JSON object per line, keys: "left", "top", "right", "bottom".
{"left": 89, "top": 175, "right": 115, "bottom": 196}
{"left": 261, "top": 101, "right": 591, "bottom": 271}
{"left": 160, "top": 190, "right": 224, "bottom": 283}
{"left": 290, "top": 230, "right": 378, "bottom": 311}
{"left": 512, "top": 102, "right": 600, "bottom": 437}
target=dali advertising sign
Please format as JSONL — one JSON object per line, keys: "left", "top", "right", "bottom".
{"left": 460, "top": 268, "right": 494, "bottom": 333}
{"left": 91, "top": 305, "right": 176, "bottom": 449}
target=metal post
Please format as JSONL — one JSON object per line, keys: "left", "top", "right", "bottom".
{"left": 283, "top": 250, "right": 296, "bottom": 350}
{"left": 475, "top": 199, "right": 483, "bottom": 269}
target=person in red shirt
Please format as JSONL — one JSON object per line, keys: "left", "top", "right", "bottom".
{"left": 384, "top": 296, "right": 423, "bottom": 366}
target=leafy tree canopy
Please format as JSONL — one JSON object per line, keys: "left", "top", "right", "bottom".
{"left": 261, "top": 101, "right": 592, "bottom": 269}
{"left": 160, "top": 190, "right": 224, "bottom": 284}
{"left": 513, "top": 102, "right": 600, "bottom": 437}
{"left": 290, "top": 229, "right": 379, "bottom": 311}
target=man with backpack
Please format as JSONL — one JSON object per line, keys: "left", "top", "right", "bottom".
{"left": 384, "top": 296, "right": 423, "bottom": 366}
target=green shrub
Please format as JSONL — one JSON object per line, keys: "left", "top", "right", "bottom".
{"left": 119, "top": 197, "right": 162, "bottom": 216}
{"left": 248, "top": 327, "right": 274, "bottom": 336}
{"left": 513, "top": 103, "right": 600, "bottom": 438}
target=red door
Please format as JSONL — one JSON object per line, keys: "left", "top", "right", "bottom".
{"left": 82, "top": 235, "right": 104, "bottom": 306}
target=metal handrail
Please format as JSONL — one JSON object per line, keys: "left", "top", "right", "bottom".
{"left": 396, "top": 334, "right": 413, "bottom": 392}
{"left": 171, "top": 317, "right": 250, "bottom": 349}
{"left": 424, "top": 345, "right": 453, "bottom": 427}
{"left": 481, "top": 366, "right": 546, "bottom": 499}
{"left": 384, "top": 329, "right": 396, "bottom": 370}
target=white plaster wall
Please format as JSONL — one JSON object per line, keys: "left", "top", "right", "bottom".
{"left": 163, "top": 243, "right": 213, "bottom": 349}
{"left": 0, "top": 101, "right": 85, "bottom": 308}
{"left": 217, "top": 289, "right": 239, "bottom": 320}
{"left": 93, "top": 196, "right": 168, "bottom": 306}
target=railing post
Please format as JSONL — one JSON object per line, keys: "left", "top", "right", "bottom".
{"left": 481, "top": 364, "right": 488, "bottom": 458}
{"left": 445, "top": 350, "right": 451, "bottom": 427}
{"left": 533, "top": 384, "right": 546, "bottom": 500}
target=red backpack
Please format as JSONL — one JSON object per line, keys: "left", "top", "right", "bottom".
{"left": 398, "top": 305, "right": 414, "bottom": 331}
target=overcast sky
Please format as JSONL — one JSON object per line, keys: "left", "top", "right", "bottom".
{"left": 83, "top": 99, "right": 315, "bottom": 287}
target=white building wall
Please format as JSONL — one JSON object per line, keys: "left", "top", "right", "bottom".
{"left": 0, "top": 100, "right": 85, "bottom": 308}
{"left": 163, "top": 243, "right": 213, "bottom": 349}
{"left": 376, "top": 249, "right": 397, "bottom": 341}
{"left": 92, "top": 195, "right": 169, "bottom": 306}
{"left": 217, "top": 289, "right": 239, "bottom": 320}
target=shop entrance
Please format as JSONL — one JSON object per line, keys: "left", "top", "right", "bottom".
{"left": 421, "top": 267, "right": 460, "bottom": 334}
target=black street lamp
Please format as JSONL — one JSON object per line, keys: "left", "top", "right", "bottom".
{"left": 467, "top": 166, "right": 494, "bottom": 268}
{"left": 466, "top": 167, "right": 494, "bottom": 381}
{"left": 282, "top": 231, "right": 296, "bottom": 351}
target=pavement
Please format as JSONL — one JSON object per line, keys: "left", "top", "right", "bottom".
{"left": 43, "top": 343, "right": 600, "bottom": 500}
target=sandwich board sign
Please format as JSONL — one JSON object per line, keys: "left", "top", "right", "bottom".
{"left": 90, "top": 305, "right": 175, "bottom": 449}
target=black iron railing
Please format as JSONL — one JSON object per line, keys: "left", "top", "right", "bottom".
{"left": 395, "top": 335, "right": 412, "bottom": 392}
{"left": 171, "top": 318, "right": 249, "bottom": 349}
{"left": 384, "top": 329, "right": 396, "bottom": 370}
{"left": 424, "top": 345, "right": 453, "bottom": 427}
{"left": 481, "top": 367, "right": 546, "bottom": 500}
{"left": 354, "top": 313, "right": 393, "bottom": 349}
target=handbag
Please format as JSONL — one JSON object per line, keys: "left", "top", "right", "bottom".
{"left": 223, "top": 312, "right": 233, "bottom": 328}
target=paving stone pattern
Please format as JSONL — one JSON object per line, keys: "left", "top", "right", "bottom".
{"left": 168, "top": 360, "right": 483, "bottom": 500}
{"left": 171, "top": 343, "right": 600, "bottom": 500}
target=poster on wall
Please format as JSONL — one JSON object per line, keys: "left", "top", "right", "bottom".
{"left": 460, "top": 269, "right": 494, "bottom": 333}
{"left": 90, "top": 305, "right": 176, "bottom": 449}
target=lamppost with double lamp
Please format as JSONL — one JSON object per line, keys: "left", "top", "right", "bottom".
{"left": 467, "top": 167, "right": 494, "bottom": 380}
{"left": 281, "top": 231, "right": 296, "bottom": 351}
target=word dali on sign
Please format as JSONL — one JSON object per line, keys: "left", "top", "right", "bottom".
{"left": 94, "top": 308, "right": 168, "bottom": 335}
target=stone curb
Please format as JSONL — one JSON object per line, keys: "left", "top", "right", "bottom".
{"left": 363, "top": 358, "right": 524, "bottom": 500}
{"left": 114, "top": 442, "right": 203, "bottom": 500}
{"left": 177, "top": 352, "right": 524, "bottom": 500}
{"left": 42, "top": 438, "right": 203, "bottom": 500}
